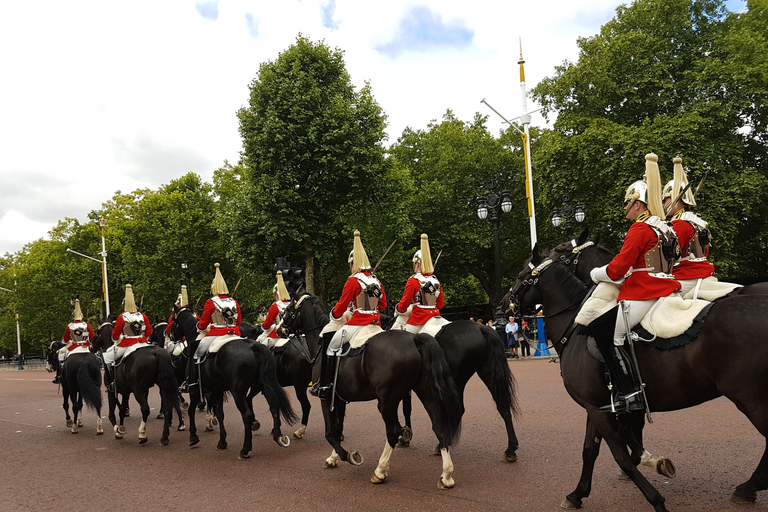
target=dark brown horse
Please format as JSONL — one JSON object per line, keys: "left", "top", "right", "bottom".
{"left": 92, "top": 322, "right": 178, "bottom": 445}
{"left": 171, "top": 307, "right": 297, "bottom": 459}
{"left": 281, "top": 293, "right": 464, "bottom": 488}
{"left": 47, "top": 341, "right": 103, "bottom": 435}
{"left": 513, "top": 245, "right": 768, "bottom": 511}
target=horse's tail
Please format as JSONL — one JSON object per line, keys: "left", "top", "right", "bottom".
{"left": 250, "top": 343, "right": 298, "bottom": 425}
{"left": 77, "top": 357, "right": 103, "bottom": 412}
{"left": 413, "top": 333, "right": 463, "bottom": 446}
{"left": 155, "top": 351, "right": 180, "bottom": 416}
{"left": 480, "top": 324, "right": 520, "bottom": 417}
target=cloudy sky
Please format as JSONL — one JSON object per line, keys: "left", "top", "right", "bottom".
{"left": 0, "top": 0, "right": 746, "bottom": 255}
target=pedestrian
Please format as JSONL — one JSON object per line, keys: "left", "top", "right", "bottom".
{"left": 486, "top": 320, "right": 493, "bottom": 327}
{"left": 519, "top": 319, "right": 531, "bottom": 358}
{"left": 505, "top": 316, "right": 519, "bottom": 359}
{"left": 477, "top": 318, "right": 483, "bottom": 324}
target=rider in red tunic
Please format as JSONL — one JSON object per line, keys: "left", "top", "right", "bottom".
{"left": 258, "top": 271, "right": 292, "bottom": 347}
{"left": 179, "top": 263, "right": 241, "bottom": 395}
{"left": 662, "top": 156, "right": 715, "bottom": 298}
{"left": 54, "top": 299, "right": 95, "bottom": 383}
{"left": 103, "top": 285, "right": 152, "bottom": 388}
{"left": 589, "top": 153, "right": 681, "bottom": 413}
{"left": 395, "top": 234, "right": 447, "bottom": 334}
{"left": 311, "top": 230, "right": 387, "bottom": 399}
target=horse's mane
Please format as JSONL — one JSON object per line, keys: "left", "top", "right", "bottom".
{"left": 548, "top": 260, "right": 589, "bottom": 299}
{"left": 300, "top": 294, "right": 330, "bottom": 328}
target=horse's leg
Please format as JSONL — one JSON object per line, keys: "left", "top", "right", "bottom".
{"left": 232, "top": 391, "right": 254, "bottom": 458}
{"left": 160, "top": 397, "right": 172, "bottom": 447}
{"left": 72, "top": 392, "right": 83, "bottom": 433}
{"left": 263, "top": 392, "right": 290, "bottom": 448}
{"left": 175, "top": 400, "right": 186, "bottom": 431}
{"left": 733, "top": 438, "right": 768, "bottom": 503}
{"left": 396, "top": 391, "right": 413, "bottom": 448}
{"left": 213, "top": 392, "right": 228, "bottom": 450}
{"left": 617, "top": 414, "right": 676, "bottom": 481}
{"left": 476, "top": 365, "right": 519, "bottom": 462}
{"left": 372, "top": 398, "right": 404, "bottom": 484}
{"left": 63, "top": 387, "right": 73, "bottom": 429}
{"left": 292, "top": 384, "right": 311, "bottom": 439}
{"left": 135, "top": 391, "right": 151, "bottom": 444}
{"left": 588, "top": 411, "right": 669, "bottom": 512}
{"left": 323, "top": 400, "right": 359, "bottom": 467}
{"left": 186, "top": 387, "right": 200, "bottom": 447}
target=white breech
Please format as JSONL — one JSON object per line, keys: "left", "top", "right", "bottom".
{"left": 57, "top": 347, "right": 69, "bottom": 363}
{"left": 328, "top": 325, "right": 364, "bottom": 355}
{"left": 102, "top": 345, "right": 128, "bottom": 365}
{"left": 612, "top": 299, "right": 657, "bottom": 345}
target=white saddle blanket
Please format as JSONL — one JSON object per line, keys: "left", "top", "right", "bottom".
{"left": 208, "top": 334, "right": 242, "bottom": 354}
{"left": 576, "top": 282, "right": 710, "bottom": 339}
{"left": 420, "top": 316, "right": 450, "bottom": 338}
{"left": 123, "top": 342, "right": 153, "bottom": 360}
{"left": 347, "top": 324, "right": 383, "bottom": 349}
{"left": 682, "top": 277, "right": 741, "bottom": 301}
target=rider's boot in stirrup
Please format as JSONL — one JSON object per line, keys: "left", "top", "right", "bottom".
{"left": 310, "top": 332, "right": 335, "bottom": 399}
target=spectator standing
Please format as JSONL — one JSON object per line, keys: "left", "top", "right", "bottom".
{"left": 505, "top": 316, "right": 519, "bottom": 359}
{"left": 519, "top": 320, "right": 531, "bottom": 358}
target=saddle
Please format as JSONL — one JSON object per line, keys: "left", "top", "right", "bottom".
{"left": 208, "top": 334, "right": 242, "bottom": 354}
{"left": 120, "top": 342, "right": 153, "bottom": 362}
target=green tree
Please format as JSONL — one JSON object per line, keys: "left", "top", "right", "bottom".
{"left": 389, "top": 111, "right": 529, "bottom": 309}
{"left": 235, "top": 35, "right": 411, "bottom": 303}
{"left": 531, "top": 0, "right": 768, "bottom": 279}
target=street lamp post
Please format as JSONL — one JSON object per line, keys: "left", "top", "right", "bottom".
{"left": 66, "top": 218, "right": 110, "bottom": 318}
{"left": 476, "top": 182, "right": 512, "bottom": 311}
{"left": 0, "top": 270, "right": 22, "bottom": 367}
{"left": 551, "top": 194, "right": 586, "bottom": 236}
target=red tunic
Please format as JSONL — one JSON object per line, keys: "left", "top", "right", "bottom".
{"left": 262, "top": 300, "right": 290, "bottom": 338}
{"left": 63, "top": 322, "right": 94, "bottom": 350}
{"left": 396, "top": 274, "right": 445, "bottom": 325}
{"left": 606, "top": 221, "right": 681, "bottom": 301}
{"left": 112, "top": 312, "right": 152, "bottom": 347}
{"left": 670, "top": 217, "right": 715, "bottom": 280}
{"left": 198, "top": 295, "right": 242, "bottom": 336}
{"left": 331, "top": 273, "right": 387, "bottom": 326}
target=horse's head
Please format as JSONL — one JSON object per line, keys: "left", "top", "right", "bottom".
{"left": 510, "top": 243, "right": 550, "bottom": 314}
{"left": 548, "top": 227, "right": 612, "bottom": 284}
{"left": 281, "top": 293, "right": 328, "bottom": 339}
{"left": 148, "top": 320, "right": 168, "bottom": 346}
{"left": 46, "top": 340, "right": 64, "bottom": 371}
{"left": 171, "top": 305, "right": 198, "bottom": 341}
{"left": 92, "top": 321, "right": 114, "bottom": 352}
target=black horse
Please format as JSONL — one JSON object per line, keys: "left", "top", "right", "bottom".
{"left": 281, "top": 293, "right": 464, "bottom": 488}
{"left": 171, "top": 307, "right": 297, "bottom": 458}
{"left": 47, "top": 341, "right": 103, "bottom": 435}
{"left": 92, "top": 322, "right": 179, "bottom": 445}
{"left": 513, "top": 245, "right": 768, "bottom": 511}
{"left": 240, "top": 316, "right": 318, "bottom": 440}
{"left": 147, "top": 319, "right": 190, "bottom": 430}
{"left": 397, "top": 320, "right": 519, "bottom": 462}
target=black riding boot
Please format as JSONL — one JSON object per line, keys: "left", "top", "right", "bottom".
{"left": 179, "top": 341, "right": 200, "bottom": 393}
{"left": 310, "top": 332, "right": 336, "bottom": 399}
{"left": 105, "top": 364, "right": 115, "bottom": 393}
{"left": 53, "top": 364, "right": 62, "bottom": 384}
{"left": 590, "top": 309, "right": 644, "bottom": 414}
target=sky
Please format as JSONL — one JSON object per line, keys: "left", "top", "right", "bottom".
{"left": 0, "top": 0, "right": 747, "bottom": 256}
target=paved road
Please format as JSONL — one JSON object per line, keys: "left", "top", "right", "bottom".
{"left": 1, "top": 359, "right": 766, "bottom": 512}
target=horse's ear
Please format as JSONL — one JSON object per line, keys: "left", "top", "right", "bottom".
{"left": 577, "top": 226, "right": 590, "bottom": 245}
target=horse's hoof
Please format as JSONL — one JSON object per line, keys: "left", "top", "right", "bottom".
{"left": 657, "top": 458, "right": 676, "bottom": 479}
{"left": 401, "top": 426, "right": 412, "bottom": 442}
{"left": 96, "top": 430, "right": 103, "bottom": 436}
{"left": 114, "top": 432, "right": 124, "bottom": 440}
{"left": 217, "top": 441, "right": 227, "bottom": 450}
{"left": 189, "top": 436, "right": 199, "bottom": 447}
{"left": 292, "top": 431, "right": 303, "bottom": 439}
{"left": 501, "top": 452, "right": 518, "bottom": 463}
{"left": 177, "top": 425, "right": 186, "bottom": 431}
{"left": 324, "top": 460, "right": 338, "bottom": 468}
{"left": 124, "top": 409, "right": 130, "bottom": 417}
{"left": 211, "top": 418, "right": 219, "bottom": 428}
{"left": 617, "top": 471, "right": 631, "bottom": 481}
{"left": 433, "top": 445, "right": 441, "bottom": 456}
{"left": 160, "top": 438, "right": 169, "bottom": 446}
{"left": 731, "top": 491, "right": 757, "bottom": 504}
{"left": 348, "top": 451, "right": 363, "bottom": 466}
{"left": 276, "top": 435, "right": 290, "bottom": 447}
{"left": 561, "top": 498, "right": 581, "bottom": 509}
{"left": 117, "top": 426, "right": 127, "bottom": 435}
{"left": 66, "top": 419, "right": 73, "bottom": 428}
{"left": 238, "top": 451, "right": 251, "bottom": 460}
{"left": 77, "top": 419, "right": 83, "bottom": 427}
{"left": 139, "top": 436, "right": 148, "bottom": 445}
{"left": 437, "top": 477, "right": 455, "bottom": 490}
{"left": 70, "top": 428, "right": 78, "bottom": 434}
{"left": 205, "top": 423, "right": 214, "bottom": 432}
{"left": 156, "top": 413, "right": 164, "bottom": 419}
{"left": 396, "top": 439, "right": 410, "bottom": 448}
{"left": 181, "top": 402, "right": 189, "bottom": 411}
{"left": 251, "top": 420, "right": 259, "bottom": 431}
{"left": 371, "top": 473, "right": 387, "bottom": 484}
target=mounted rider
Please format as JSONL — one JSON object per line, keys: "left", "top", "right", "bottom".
{"left": 394, "top": 234, "right": 448, "bottom": 335}
{"left": 54, "top": 299, "right": 95, "bottom": 384}
{"left": 257, "top": 270, "right": 291, "bottom": 348}
{"left": 179, "top": 263, "right": 241, "bottom": 395}
{"left": 165, "top": 285, "right": 193, "bottom": 354}
{"left": 589, "top": 153, "right": 682, "bottom": 413}
{"left": 103, "top": 284, "right": 153, "bottom": 387}
{"left": 662, "top": 157, "right": 715, "bottom": 298}
{"left": 310, "top": 230, "right": 387, "bottom": 399}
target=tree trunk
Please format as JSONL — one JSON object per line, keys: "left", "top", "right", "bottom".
{"left": 305, "top": 252, "right": 315, "bottom": 295}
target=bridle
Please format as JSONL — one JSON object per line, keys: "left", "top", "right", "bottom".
{"left": 554, "top": 239, "right": 594, "bottom": 276}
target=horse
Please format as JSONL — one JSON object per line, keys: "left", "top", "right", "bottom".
{"left": 147, "top": 319, "right": 188, "bottom": 430}
{"left": 551, "top": 228, "right": 768, "bottom": 296}
{"left": 92, "top": 321, "right": 179, "bottom": 445}
{"left": 397, "top": 320, "right": 520, "bottom": 462}
{"left": 46, "top": 341, "right": 103, "bottom": 435}
{"left": 171, "top": 307, "right": 297, "bottom": 459}
{"left": 512, "top": 244, "right": 768, "bottom": 511}
{"left": 240, "top": 316, "right": 318, "bottom": 440}
{"left": 280, "top": 293, "right": 464, "bottom": 489}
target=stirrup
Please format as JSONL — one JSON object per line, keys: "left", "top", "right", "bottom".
{"left": 309, "top": 382, "right": 321, "bottom": 397}
{"left": 599, "top": 391, "right": 644, "bottom": 413}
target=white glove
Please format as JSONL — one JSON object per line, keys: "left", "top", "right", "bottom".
{"left": 590, "top": 264, "right": 624, "bottom": 284}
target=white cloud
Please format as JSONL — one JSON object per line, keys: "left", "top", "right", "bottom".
{"left": 0, "top": 0, "right": 629, "bottom": 255}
